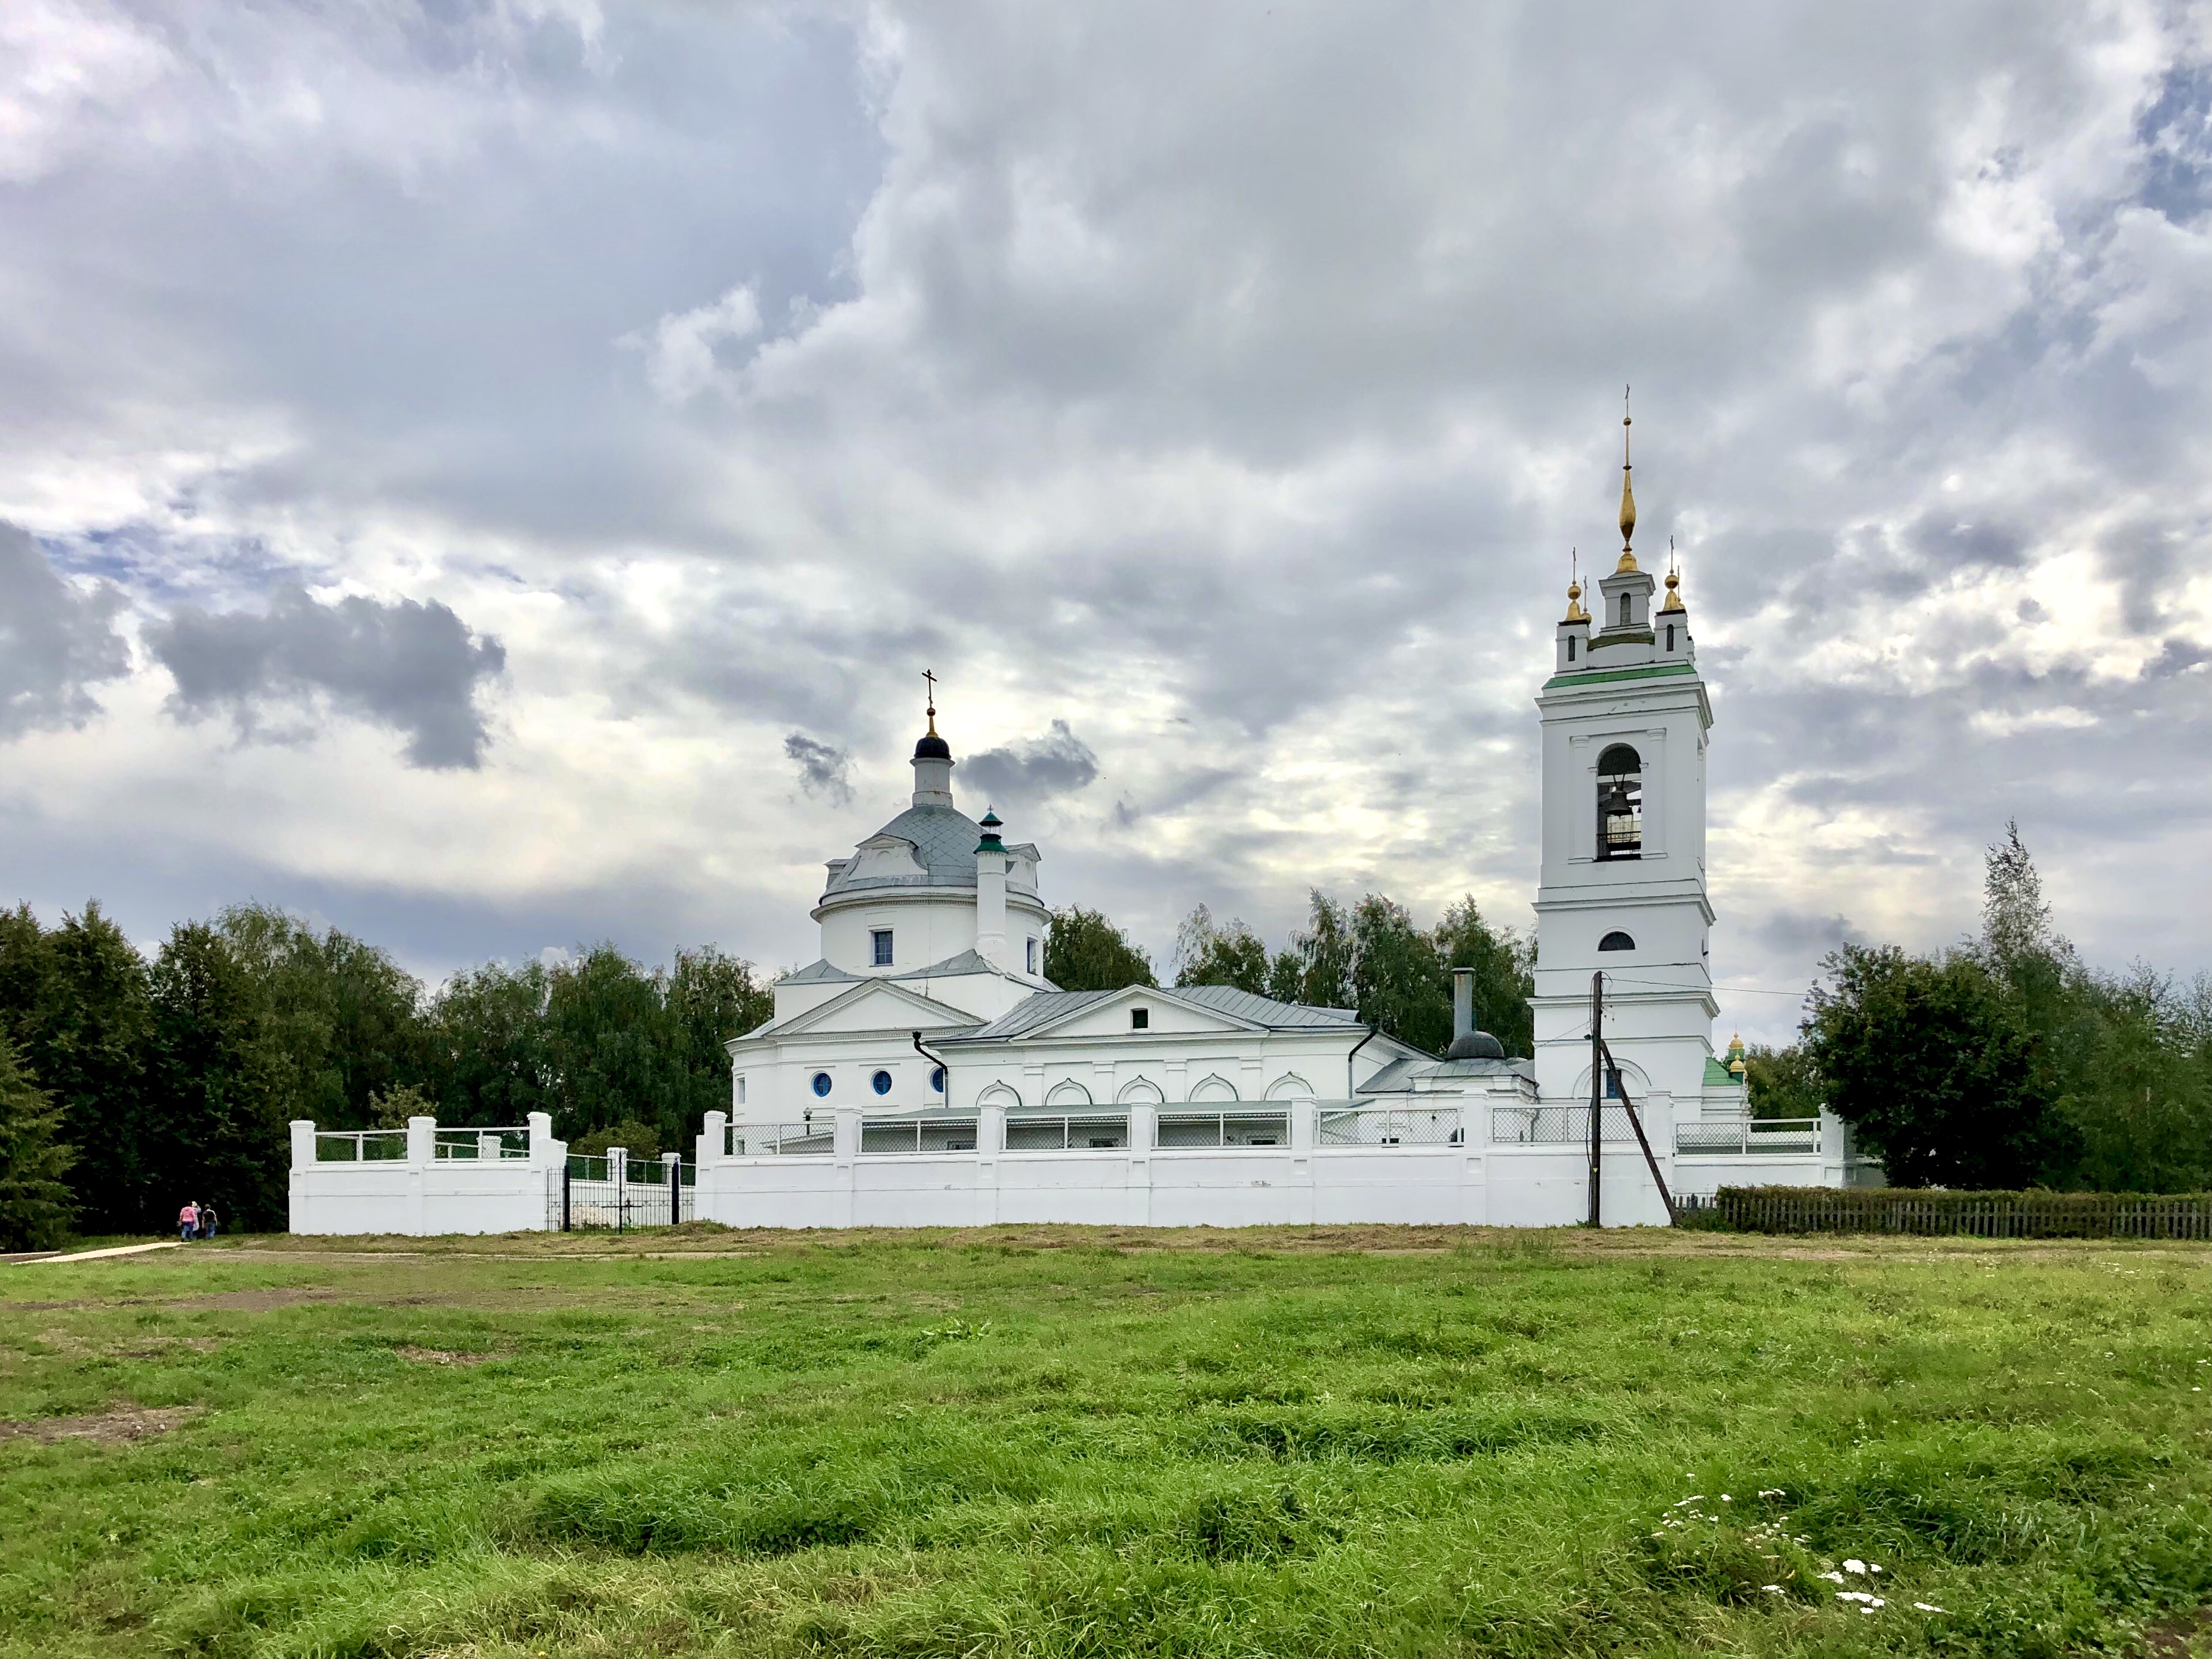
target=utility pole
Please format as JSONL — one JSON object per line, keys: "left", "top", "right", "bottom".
{"left": 1589, "top": 971, "right": 1604, "bottom": 1227}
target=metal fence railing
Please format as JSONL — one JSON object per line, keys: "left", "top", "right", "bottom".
{"left": 1155, "top": 1109, "right": 1290, "bottom": 1149}
{"left": 727, "top": 1121, "right": 834, "bottom": 1156}
{"left": 859, "top": 1118, "right": 980, "bottom": 1153}
{"left": 1675, "top": 1117, "right": 1819, "bottom": 1155}
{"left": 1490, "top": 1105, "right": 1648, "bottom": 1145}
{"left": 313, "top": 1129, "right": 410, "bottom": 1162}
{"left": 1316, "top": 1106, "right": 1463, "bottom": 1147}
{"left": 433, "top": 1127, "right": 531, "bottom": 1160}
{"left": 1004, "top": 1113, "right": 1131, "bottom": 1150}
{"left": 553, "top": 1158, "right": 696, "bottom": 1230}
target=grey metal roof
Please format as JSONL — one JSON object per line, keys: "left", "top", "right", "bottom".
{"left": 946, "top": 983, "right": 1365, "bottom": 1045}
{"left": 822, "top": 804, "right": 984, "bottom": 895}
{"left": 1359, "top": 1055, "right": 1533, "bottom": 1092}
{"left": 888, "top": 950, "right": 1002, "bottom": 981}
{"left": 782, "top": 958, "right": 860, "bottom": 984}
{"left": 1170, "top": 984, "right": 1362, "bottom": 1028}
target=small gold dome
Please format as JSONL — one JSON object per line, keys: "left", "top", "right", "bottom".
{"left": 1660, "top": 567, "right": 1684, "bottom": 613}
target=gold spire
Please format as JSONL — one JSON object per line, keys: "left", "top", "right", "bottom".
{"left": 1614, "top": 384, "right": 1638, "bottom": 573}
{"left": 923, "top": 667, "right": 939, "bottom": 737}
{"left": 1660, "top": 535, "right": 1684, "bottom": 612}
{"left": 1564, "top": 548, "right": 1586, "bottom": 621}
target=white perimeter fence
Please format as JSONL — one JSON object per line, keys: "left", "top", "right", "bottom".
{"left": 290, "top": 1103, "right": 1872, "bottom": 1236}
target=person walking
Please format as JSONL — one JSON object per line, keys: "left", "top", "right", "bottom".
{"left": 177, "top": 1201, "right": 199, "bottom": 1243}
{"left": 198, "top": 1202, "right": 219, "bottom": 1241}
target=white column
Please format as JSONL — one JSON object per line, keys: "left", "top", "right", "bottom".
{"left": 1290, "top": 1099, "right": 1316, "bottom": 1152}
{"left": 406, "top": 1115, "right": 435, "bottom": 1166}
{"left": 976, "top": 847, "right": 1008, "bottom": 968}
{"left": 977, "top": 1103, "right": 1004, "bottom": 1226}
{"left": 289, "top": 1119, "right": 316, "bottom": 1170}
{"left": 1128, "top": 1103, "right": 1156, "bottom": 1225}
{"left": 700, "top": 1110, "right": 727, "bottom": 1166}
{"left": 407, "top": 1115, "right": 433, "bottom": 1236}
{"left": 527, "top": 1111, "right": 558, "bottom": 1166}
{"left": 979, "top": 1103, "right": 1006, "bottom": 1156}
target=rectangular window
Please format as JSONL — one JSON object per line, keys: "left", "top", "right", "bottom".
{"left": 736, "top": 1076, "right": 747, "bottom": 1104}
{"left": 1131, "top": 1008, "right": 1149, "bottom": 1030}
{"left": 1026, "top": 937, "right": 1038, "bottom": 974}
{"left": 872, "top": 929, "right": 894, "bottom": 967}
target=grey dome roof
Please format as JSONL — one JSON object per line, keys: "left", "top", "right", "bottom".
{"left": 823, "top": 804, "right": 985, "bottom": 895}
{"left": 913, "top": 731, "right": 951, "bottom": 760}
{"left": 1444, "top": 1029, "right": 1507, "bottom": 1060}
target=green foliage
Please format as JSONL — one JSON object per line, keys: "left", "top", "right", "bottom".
{"left": 1805, "top": 943, "right": 2071, "bottom": 1189}
{"left": 147, "top": 921, "right": 292, "bottom": 1232}
{"left": 1171, "top": 904, "right": 1271, "bottom": 994}
{"left": 1743, "top": 1042, "right": 1824, "bottom": 1120}
{"left": 1691, "top": 1184, "right": 2212, "bottom": 1236}
{"left": 570, "top": 1118, "right": 663, "bottom": 1161}
{"left": 1170, "top": 890, "right": 1535, "bottom": 1055}
{"left": 0, "top": 1034, "right": 75, "bottom": 1249}
{"left": 1044, "top": 906, "right": 1157, "bottom": 990}
{"left": 0, "top": 1230, "right": 2203, "bottom": 1657}
{"left": 1805, "top": 823, "right": 2212, "bottom": 1192}
{"left": 0, "top": 897, "right": 776, "bottom": 1236}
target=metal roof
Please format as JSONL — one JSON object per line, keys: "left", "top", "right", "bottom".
{"left": 823, "top": 804, "right": 986, "bottom": 895}
{"left": 947, "top": 983, "right": 1366, "bottom": 1045}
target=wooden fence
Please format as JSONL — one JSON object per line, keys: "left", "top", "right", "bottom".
{"left": 1676, "top": 1186, "right": 2212, "bottom": 1239}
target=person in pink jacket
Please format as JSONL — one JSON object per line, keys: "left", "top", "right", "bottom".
{"left": 177, "top": 1201, "right": 199, "bottom": 1243}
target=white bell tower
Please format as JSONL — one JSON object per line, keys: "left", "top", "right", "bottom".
{"left": 1531, "top": 402, "right": 1723, "bottom": 1115}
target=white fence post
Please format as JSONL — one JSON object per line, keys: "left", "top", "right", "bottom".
{"left": 527, "top": 1111, "right": 558, "bottom": 1166}
{"left": 291, "top": 1119, "right": 316, "bottom": 1170}
{"left": 700, "top": 1110, "right": 727, "bottom": 1166}
{"left": 1290, "top": 1099, "right": 1316, "bottom": 1152}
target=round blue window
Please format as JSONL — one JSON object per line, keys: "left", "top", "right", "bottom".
{"left": 931, "top": 1066, "right": 946, "bottom": 1094}
{"left": 811, "top": 1072, "right": 832, "bottom": 1098}
{"left": 872, "top": 1069, "right": 893, "bottom": 1095}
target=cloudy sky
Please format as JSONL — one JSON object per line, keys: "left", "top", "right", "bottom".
{"left": 2, "top": 0, "right": 2207, "bottom": 1042}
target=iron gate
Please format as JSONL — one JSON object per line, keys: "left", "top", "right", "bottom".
{"left": 549, "top": 1153, "right": 696, "bottom": 1231}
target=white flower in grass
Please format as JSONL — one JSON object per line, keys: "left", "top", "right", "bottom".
{"left": 1843, "top": 1559, "right": 1868, "bottom": 1574}
{"left": 1912, "top": 1603, "right": 1950, "bottom": 1614}
{"left": 1762, "top": 1584, "right": 1785, "bottom": 1595}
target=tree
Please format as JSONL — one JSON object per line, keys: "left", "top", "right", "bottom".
{"left": 1742, "top": 1043, "right": 1823, "bottom": 1121}
{"left": 1272, "top": 890, "right": 1355, "bottom": 1009}
{"left": 1172, "top": 905, "right": 1272, "bottom": 994}
{"left": 0, "top": 1036, "right": 76, "bottom": 1250}
{"left": 1044, "top": 907, "right": 1156, "bottom": 991}
{"left": 1350, "top": 895, "right": 1451, "bottom": 1050}
{"left": 1803, "top": 943, "right": 2073, "bottom": 1189}
{"left": 217, "top": 904, "right": 427, "bottom": 1129}
{"left": 147, "top": 922, "right": 290, "bottom": 1232}
{"left": 1432, "top": 897, "right": 1536, "bottom": 1057}
{"left": 426, "top": 959, "right": 555, "bottom": 1126}
{"left": 11, "top": 904, "right": 154, "bottom": 1232}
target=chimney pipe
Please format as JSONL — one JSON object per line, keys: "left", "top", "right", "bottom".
{"left": 1451, "top": 967, "right": 1474, "bottom": 1049}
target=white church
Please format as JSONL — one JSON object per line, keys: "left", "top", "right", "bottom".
{"left": 692, "top": 426, "right": 1873, "bottom": 1227}
{"left": 287, "top": 423, "right": 1873, "bottom": 1234}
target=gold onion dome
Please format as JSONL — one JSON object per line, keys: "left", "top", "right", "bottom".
{"left": 1661, "top": 543, "right": 1685, "bottom": 613}
{"left": 1564, "top": 552, "right": 1586, "bottom": 620}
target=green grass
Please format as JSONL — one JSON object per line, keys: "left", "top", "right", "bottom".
{"left": 0, "top": 1224, "right": 2205, "bottom": 1657}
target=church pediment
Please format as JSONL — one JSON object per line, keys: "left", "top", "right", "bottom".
{"left": 758, "top": 977, "right": 981, "bottom": 1039}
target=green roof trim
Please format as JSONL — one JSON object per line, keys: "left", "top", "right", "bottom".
{"left": 1703, "top": 1056, "right": 1742, "bottom": 1088}
{"left": 1543, "top": 661, "right": 1699, "bottom": 690}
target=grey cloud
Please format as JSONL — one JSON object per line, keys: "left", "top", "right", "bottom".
{"left": 962, "top": 720, "right": 1100, "bottom": 808}
{"left": 783, "top": 732, "right": 854, "bottom": 805}
{"left": 146, "top": 587, "right": 505, "bottom": 769}
{"left": 0, "top": 524, "right": 130, "bottom": 738}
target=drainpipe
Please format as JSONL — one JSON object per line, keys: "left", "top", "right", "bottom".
{"left": 912, "top": 1031, "right": 950, "bottom": 1106}
{"left": 1346, "top": 1023, "right": 1379, "bottom": 1102}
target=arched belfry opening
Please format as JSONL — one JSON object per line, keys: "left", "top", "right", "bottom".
{"left": 1596, "top": 744, "right": 1641, "bottom": 860}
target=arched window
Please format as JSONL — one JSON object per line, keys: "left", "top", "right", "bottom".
{"left": 1664, "top": 623, "right": 1675, "bottom": 651}
{"left": 1596, "top": 744, "right": 1641, "bottom": 860}
{"left": 1566, "top": 635, "right": 1577, "bottom": 663}
{"left": 1599, "top": 931, "right": 1635, "bottom": 952}
{"left": 1619, "top": 593, "right": 1631, "bottom": 626}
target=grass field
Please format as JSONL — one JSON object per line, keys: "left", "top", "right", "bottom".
{"left": 1, "top": 1224, "right": 2206, "bottom": 1658}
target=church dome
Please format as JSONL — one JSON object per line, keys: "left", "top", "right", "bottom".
{"left": 820, "top": 804, "right": 987, "bottom": 898}
{"left": 913, "top": 730, "right": 951, "bottom": 761}
{"left": 1444, "top": 1029, "right": 1507, "bottom": 1060}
